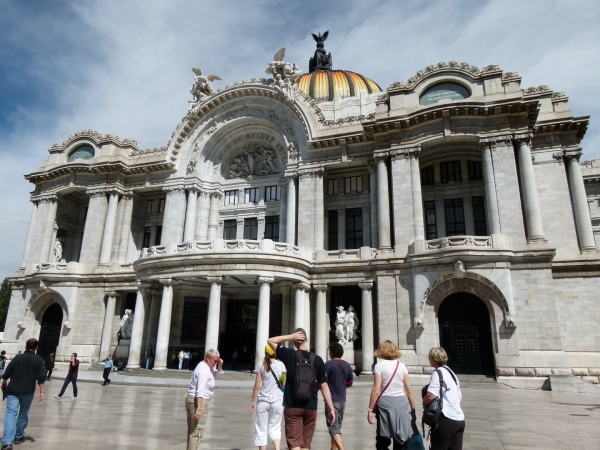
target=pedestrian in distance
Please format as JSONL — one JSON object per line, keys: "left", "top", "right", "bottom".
{"left": 185, "top": 348, "right": 224, "bottom": 450}
{"left": 423, "top": 347, "right": 465, "bottom": 450}
{"left": 54, "top": 353, "right": 79, "bottom": 400}
{"left": 0, "top": 351, "right": 7, "bottom": 379}
{"left": 267, "top": 329, "right": 336, "bottom": 450}
{"left": 44, "top": 352, "right": 55, "bottom": 381}
{"left": 179, "top": 349, "right": 184, "bottom": 370}
{"left": 1, "top": 338, "right": 45, "bottom": 450}
{"left": 183, "top": 349, "right": 191, "bottom": 370}
{"left": 367, "top": 340, "right": 417, "bottom": 450}
{"left": 324, "top": 342, "right": 353, "bottom": 450}
{"left": 100, "top": 355, "right": 113, "bottom": 386}
{"left": 250, "top": 345, "right": 287, "bottom": 450}
{"left": 145, "top": 345, "right": 154, "bottom": 370}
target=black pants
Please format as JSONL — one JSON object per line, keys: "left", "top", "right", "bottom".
{"left": 375, "top": 411, "right": 406, "bottom": 450}
{"left": 430, "top": 414, "right": 465, "bottom": 450}
{"left": 102, "top": 368, "right": 111, "bottom": 385}
{"left": 58, "top": 374, "right": 78, "bottom": 397}
{"left": 182, "top": 359, "right": 190, "bottom": 370}
{"left": 46, "top": 368, "right": 53, "bottom": 380}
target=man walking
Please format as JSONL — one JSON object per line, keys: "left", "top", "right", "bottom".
{"left": 324, "top": 342, "right": 353, "bottom": 450}
{"left": 145, "top": 345, "right": 154, "bottom": 370}
{"left": 100, "top": 355, "right": 113, "bottom": 386}
{"left": 54, "top": 353, "right": 79, "bottom": 399}
{"left": 44, "top": 352, "right": 55, "bottom": 381}
{"left": 1, "top": 338, "right": 45, "bottom": 450}
{"left": 268, "top": 329, "right": 335, "bottom": 450}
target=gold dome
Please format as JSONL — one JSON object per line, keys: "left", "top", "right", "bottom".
{"left": 295, "top": 70, "right": 382, "bottom": 102}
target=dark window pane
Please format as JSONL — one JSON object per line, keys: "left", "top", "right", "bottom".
{"left": 181, "top": 297, "right": 208, "bottom": 345}
{"left": 441, "top": 161, "right": 462, "bottom": 184}
{"left": 265, "top": 216, "right": 279, "bottom": 241}
{"left": 472, "top": 196, "right": 487, "bottom": 236}
{"left": 328, "top": 211, "right": 338, "bottom": 250}
{"left": 143, "top": 227, "right": 151, "bottom": 248}
{"left": 345, "top": 208, "right": 363, "bottom": 249}
{"left": 224, "top": 219, "right": 237, "bottom": 240}
{"left": 421, "top": 165, "right": 435, "bottom": 186}
{"left": 445, "top": 198, "right": 466, "bottom": 236}
{"left": 468, "top": 161, "right": 482, "bottom": 181}
{"left": 424, "top": 201, "right": 437, "bottom": 240}
{"left": 244, "top": 218, "right": 258, "bottom": 240}
{"left": 155, "top": 226, "right": 162, "bottom": 246}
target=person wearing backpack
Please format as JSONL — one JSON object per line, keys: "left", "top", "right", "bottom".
{"left": 267, "top": 328, "right": 336, "bottom": 450}
{"left": 324, "top": 342, "right": 353, "bottom": 450}
{"left": 422, "top": 347, "right": 465, "bottom": 450}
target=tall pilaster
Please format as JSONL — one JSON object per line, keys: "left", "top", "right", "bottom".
{"left": 314, "top": 284, "right": 328, "bottom": 361}
{"left": 128, "top": 283, "right": 146, "bottom": 367}
{"left": 314, "top": 169, "right": 325, "bottom": 250}
{"left": 154, "top": 279, "right": 173, "bottom": 370}
{"left": 337, "top": 209, "right": 346, "bottom": 250}
{"left": 480, "top": 142, "right": 501, "bottom": 235}
{"left": 80, "top": 191, "right": 108, "bottom": 264}
{"left": 293, "top": 282, "right": 309, "bottom": 330}
{"left": 409, "top": 148, "right": 424, "bottom": 241}
{"left": 205, "top": 276, "right": 224, "bottom": 351}
{"left": 565, "top": 150, "right": 597, "bottom": 252}
{"left": 305, "top": 287, "right": 311, "bottom": 344}
{"left": 359, "top": 280, "right": 374, "bottom": 374}
{"left": 183, "top": 188, "right": 198, "bottom": 242}
{"left": 375, "top": 154, "right": 392, "bottom": 249}
{"left": 207, "top": 192, "right": 221, "bottom": 241}
{"left": 99, "top": 192, "right": 120, "bottom": 264}
{"left": 161, "top": 186, "right": 186, "bottom": 245}
{"left": 116, "top": 194, "right": 135, "bottom": 263}
{"left": 145, "top": 291, "right": 161, "bottom": 353}
{"left": 279, "top": 180, "right": 288, "bottom": 243}
{"left": 516, "top": 137, "right": 546, "bottom": 242}
{"left": 255, "top": 277, "right": 274, "bottom": 365}
{"left": 99, "top": 291, "right": 117, "bottom": 359}
{"left": 39, "top": 196, "right": 58, "bottom": 263}
{"left": 362, "top": 207, "right": 371, "bottom": 247}
{"left": 285, "top": 175, "right": 297, "bottom": 245}
{"left": 195, "top": 191, "right": 210, "bottom": 240}
{"left": 21, "top": 200, "right": 39, "bottom": 266}
{"left": 368, "top": 164, "right": 379, "bottom": 248}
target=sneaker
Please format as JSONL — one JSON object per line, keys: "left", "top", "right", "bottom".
{"left": 14, "top": 437, "right": 24, "bottom": 444}
{"left": 54, "top": 395, "right": 62, "bottom": 399}
{"left": 2, "top": 444, "right": 14, "bottom": 450}
{"left": 72, "top": 396, "right": 77, "bottom": 399}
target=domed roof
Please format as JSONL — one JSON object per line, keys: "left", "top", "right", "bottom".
{"left": 296, "top": 70, "right": 382, "bottom": 103}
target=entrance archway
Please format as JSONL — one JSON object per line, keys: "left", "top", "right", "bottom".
{"left": 438, "top": 293, "right": 494, "bottom": 375}
{"left": 38, "top": 303, "right": 63, "bottom": 359}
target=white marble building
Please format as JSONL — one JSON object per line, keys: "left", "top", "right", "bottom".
{"left": 5, "top": 40, "right": 600, "bottom": 383}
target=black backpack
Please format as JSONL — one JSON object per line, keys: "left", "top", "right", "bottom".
{"left": 293, "top": 351, "right": 317, "bottom": 402}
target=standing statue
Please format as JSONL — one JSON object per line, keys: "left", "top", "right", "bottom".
{"left": 190, "top": 68, "right": 222, "bottom": 102}
{"left": 51, "top": 239, "right": 63, "bottom": 262}
{"left": 335, "top": 306, "right": 347, "bottom": 343}
{"left": 309, "top": 31, "right": 332, "bottom": 72}
{"left": 344, "top": 305, "right": 359, "bottom": 342}
{"left": 117, "top": 309, "right": 134, "bottom": 341}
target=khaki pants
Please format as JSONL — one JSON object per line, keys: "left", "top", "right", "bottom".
{"left": 185, "top": 394, "right": 210, "bottom": 450}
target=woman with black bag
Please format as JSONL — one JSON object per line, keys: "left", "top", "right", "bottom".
{"left": 422, "top": 347, "right": 465, "bottom": 450}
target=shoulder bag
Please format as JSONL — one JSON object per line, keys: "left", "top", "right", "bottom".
{"left": 371, "top": 361, "right": 399, "bottom": 413}
{"left": 422, "top": 369, "right": 446, "bottom": 428}
{"left": 334, "top": 360, "right": 353, "bottom": 387}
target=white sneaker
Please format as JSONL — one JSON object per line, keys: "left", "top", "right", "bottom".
{"left": 54, "top": 395, "right": 61, "bottom": 399}
{"left": 72, "top": 396, "right": 77, "bottom": 399}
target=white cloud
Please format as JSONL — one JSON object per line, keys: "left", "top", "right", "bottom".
{"left": 0, "top": 0, "right": 599, "bottom": 278}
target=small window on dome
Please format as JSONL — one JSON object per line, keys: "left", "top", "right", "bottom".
{"left": 419, "top": 83, "right": 470, "bottom": 106}
{"left": 68, "top": 144, "right": 95, "bottom": 162}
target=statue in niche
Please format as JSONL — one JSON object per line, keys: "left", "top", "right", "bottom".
{"left": 117, "top": 309, "right": 134, "bottom": 341}
{"left": 190, "top": 68, "right": 222, "bottom": 102}
{"left": 309, "top": 31, "right": 332, "bottom": 72}
{"left": 344, "top": 305, "right": 359, "bottom": 342}
{"left": 228, "top": 144, "right": 279, "bottom": 179}
{"left": 51, "top": 238, "right": 63, "bottom": 263}
{"left": 335, "top": 306, "right": 347, "bottom": 343}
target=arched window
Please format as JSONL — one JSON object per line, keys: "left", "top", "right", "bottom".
{"left": 67, "top": 144, "right": 95, "bottom": 162}
{"left": 419, "top": 82, "right": 470, "bottom": 105}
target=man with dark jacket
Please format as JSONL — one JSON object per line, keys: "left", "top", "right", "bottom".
{"left": 44, "top": 352, "right": 55, "bottom": 381}
{"left": 1, "top": 338, "right": 46, "bottom": 450}
{"left": 54, "top": 353, "right": 79, "bottom": 399}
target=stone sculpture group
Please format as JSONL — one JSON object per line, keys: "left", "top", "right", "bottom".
{"left": 335, "top": 305, "right": 359, "bottom": 344}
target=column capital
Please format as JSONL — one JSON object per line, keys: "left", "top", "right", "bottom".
{"left": 207, "top": 275, "right": 225, "bottom": 285}
{"left": 104, "top": 290, "right": 117, "bottom": 298}
{"left": 258, "top": 276, "right": 275, "bottom": 285}
{"left": 209, "top": 191, "right": 223, "bottom": 199}
{"left": 135, "top": 280, "right": 150, "bottom": 290}
{"left": 293, "top": 282, "right": 310, "bottom": 292}
{"left": 87, "top": 189, "right": 108, "bottom": 198}
{"left": 564, "top": 148, "right": 583, "bottom": 162}
{"left": 390, "top": 144, "right": 421, "bottom": 160}
{"left": 358, "top": 280, "right": 374, "bottom": 291}
{"left": 186, "top": 186, "right": 200, "bottom": 194}
{"left": 297, "top": 166, "right": 324, "bottom": 178}
{"left": 163, "top": 184, "right": 186, "bottom": 194}
{"left": 284, "top": 172, "right": 298, "bottom": 181}
{"left": 478, "top": 134, "right": 513, "bottom": 148}
{"left": 33, "top": 194, "right": 58, "bottom": 204}
{"left": 513, "top": 131, "right": 533, "bottom": 145}
{"left": 159, "top": 277, "right": 173, "bottom": 286}
{"left": 374, "top": 151, "right": 389, "bottom": 162}
{"left": 312, "top": 284, "right": 328, "bottom": 292}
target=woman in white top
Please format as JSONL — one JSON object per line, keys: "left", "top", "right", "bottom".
{"left": 367, "top": 340, "right": 417, "bottom": 450}
{"left": 422, "top": 347, "right": 465, "bottom": 450}
{"left": 250, "top": 345, "right": 287, "bottom": 450}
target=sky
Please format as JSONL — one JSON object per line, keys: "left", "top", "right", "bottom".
{"left": 0, "top": 0, "right": 599, "bottom": 279}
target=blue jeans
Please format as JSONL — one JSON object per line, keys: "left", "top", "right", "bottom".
{"left": 146, "top": 357, "right": 154, "bottom": 369}
{"left": 2, "top": 393, "right": 35, "bottom": 445}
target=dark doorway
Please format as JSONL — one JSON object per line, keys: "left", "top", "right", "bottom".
{"left": 438, "top": 293, "right": 495, "bottom": 376}
{"left": 38, "top": 303, "right": 63, "bottom": 359}
{"left": 329, "top": 286, "right": 362, "bottom": 350}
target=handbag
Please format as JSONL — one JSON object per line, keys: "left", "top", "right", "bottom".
{"left": 371, "top": 361, "right": 399, "bottom": 413}
{"left": 270, "top": 368, "right": 285, "bottom": 394}
{"left": 334, "top": 360, "right": 353, "bottom": 387}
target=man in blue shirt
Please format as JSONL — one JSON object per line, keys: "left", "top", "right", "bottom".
{"left": 100, "top": 355, "right": 114, "bottom": 386}
{"left": 324, "top": 342, "right": 353, "bottom": 450}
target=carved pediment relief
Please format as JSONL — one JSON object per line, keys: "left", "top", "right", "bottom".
{"left": 229, "top": 144, "right": 280, "bottom": 179}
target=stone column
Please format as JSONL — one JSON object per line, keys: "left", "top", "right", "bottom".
{"left": 286, "top": 175, "right": 296, "bottom": 245}
{"left": 207, "top": 193, "right": 221, "bottom": 241}
{"left": 368, "top": 165, "right": 379, "bottom": 248}
{"left": 39, "top": 196, "right": 58, "bottom": 263}
{"left": 128, "top": 283, "right": 146, "bottom": 367}
{"left": 314, "top": 284, "right": 328, "bottom": 360}
{"left": 80, "top": 192, "right": 109, "bottom": 264}
{"left": 359, "top": 281, "right": 374, "bottom": 374}
{"left": 314, "top": 170, "right": 325, "bottom": 250}
{"left": 21, "top": 201, "right": 39, "bottom": 266}
{"left": 376, "top": 154, "right": 392, "bottom": 249}
{"left": 236, "top": 218, "right": 245, "bottom": 240}
{"left": 255, "top": 277, "right": 274, "bottom": 365}
{"left": 410, "top": 149, "right": 425, "bottom": 241}
{"left": 279, "top": 180, "right": 287, "bottom": 243}
{"left": 116, "top": 194, "right": 135, "bottom": 263}
{"left": 183, "top": 188, "right": 198, "bottom": 242}
{"left": 337, "top": 209, "right": 346, "bottom": 250}
{"left": 435, "top": 200, "right": 445, "bottom": 238}
{"left": 100, "top": 291, "right": 117, "bottom": 359}
{"left": 195, "top": 191, "right": 210, "bottom": 241}
{"left": 293, "top": 282, "right": 309, "bottom": 330}
{"left": 362, "top": 207, "right": 371, "bottom": 247}
{"left": 463, "top": 197, "right": 475, "bottom": 235}
{"left": 565, "top": 151, "right": 597, "bottom": 252}
{"left": 145, "top": 291, "right": 161, "bottom": 351}
{"left": 99, "top": 192, "right": 120, "bottom": 264}
{"left": 154, "top": 279, "right": 173, "bottom": 370}
{"left": 161, "top": 186, "right": 186, "bottom": 245}
{"left": 481, "top": 142, "right": 501, "bottom": 235}
{"left": 516, "top": 138, "right": 546, "bottom": 242}
{"left": 205, "top": 276, "right": 224, "bottom": 351}
{"left": 305, "top": 288, "right": 311, "bottom": 344}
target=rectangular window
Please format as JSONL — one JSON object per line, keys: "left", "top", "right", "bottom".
{"left": 155, "top": 226, "right": 162, "bottom": 246}
{"left": 224, "top": 190, "right": 239, "bottom": 205}
{"left": 440, "top": 161, "right": 462, "bottom": 184}
{"left": 468, "top": 161, "right": 482, "bottom": 181}
{"left": 265, "top": 186, "right": 281, "bottom": 202}
{"left": 328, "top": 210, "right": 338, "bottom": 250}
{"left": 143, "top": 227, "right": 151, "bottom": 248}
{"left": 158, "top": 198, "right": 166, "bottom": 213}
{"left": 245, "top": 188, "right": 260, "bottom": 204}
{"left": 444, "top": 198, "right": 466, "bottom": 236}
{"left": 223, "top": 219, "right": 237, "bottom": 240}
{"left": 181, "top": 297, "right": 208, "bottom": 344}
{"left": 146, "top": 200, "right": 154, "bottom": 214}
{"left": 421, "top": 166, "right": 435, "bottom": 186}
{"left": 328, "top": 179, "right": 339, "bottom": 196}
{"left": 264, "top": 216, "right": 280, "bottom": 241}
{"left": 346, "top": 208, "right": 363, "bottom": 249}
{"left": 244, "top": 217, "right": 258, "bottom": 240}
{"left": 472, "top": 196, "right": 488, "bottom": 236}
{"left": 344, "top": 176, "right": 363, "bottom": 194}
{"left": 424, "top": 201, "right": 437, "bottom": 240}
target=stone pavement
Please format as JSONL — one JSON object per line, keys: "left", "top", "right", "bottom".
{"left": 0, "top": 379, "right": 599, "bottom": 449}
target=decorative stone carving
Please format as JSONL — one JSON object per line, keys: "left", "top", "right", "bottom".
{"left": 287, "top": 142, "right": 298, "bottom": 160}
{"left": 502, "top": 72, "right": 520, "bottom": 80}
{"left": 190, "top": 68, "right": 222, "bottom": 102}
{"left": 265, "top": 48, "right": 302, "bottom": 80}
{"left": 228, "top": 145, "right": 279, "bottom": 179}
{"left": 335, "top": 305, "right": 359, "bottom": 344}
{"left": 51, "top": 238, "right": 63, "bottom": 263}
{"left": 522, "top": 85, "right": 551, "bottom": 95}
{"left": 118, "top": 309, "right": 134, "bottom": 340}
{"left": 309, "top": 31, "right": 332, "bottom": 72}
{"left": 49, "top": 129, "right": 140, "bottom": 153}
{"left": 186, "top": 157, "right": 198, "bottom": 175}
{"left": 454, "top": 260, "right": 465, "bottom": 273}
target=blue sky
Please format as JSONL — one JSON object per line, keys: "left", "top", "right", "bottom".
{"left": 1, "top": 0, "right": 599, "bottom": 279}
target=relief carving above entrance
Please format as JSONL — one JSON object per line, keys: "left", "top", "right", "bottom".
{"left": 228, "top": 144, "right": 280, "bottom": 179}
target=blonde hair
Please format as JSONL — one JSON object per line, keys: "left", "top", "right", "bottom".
{"left": 205, "top": 348, "right": 220, "bottom": 359}
{"left": 374, "top": 340, "right": 401, "bottom": 360}
{"left": 428, "top": 347, "right": 448, "bottom": 366}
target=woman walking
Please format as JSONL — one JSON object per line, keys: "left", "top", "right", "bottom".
{"left": 250, "top": 345, "right": 286, "bottom": 450}
{"left": 422, "top": 347, "right": 465, "bottom": 450}
{"left": 367, "top": 340, "right": 417, "bottom": 449}
{"left": 100, "top": 355, "right": 113, "bottom": 386}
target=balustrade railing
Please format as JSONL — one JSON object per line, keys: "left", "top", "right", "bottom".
{"left": 424, "top": 235, "right": 492, "bottom": 251}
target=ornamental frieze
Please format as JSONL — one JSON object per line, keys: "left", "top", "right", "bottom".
{"left": 228, "top": 145, "right": 280, "bottom": 179}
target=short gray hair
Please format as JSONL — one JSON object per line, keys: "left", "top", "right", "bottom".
{"left": 205, "top": 348, "right": 220, "bottom": 359}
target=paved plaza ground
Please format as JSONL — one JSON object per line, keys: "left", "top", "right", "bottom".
{"left": 1, "top": 374, "right": 599, "bottom": 450}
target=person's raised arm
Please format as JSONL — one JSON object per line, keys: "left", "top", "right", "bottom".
{"left": 319, "top": 382, "right": 336, "bottom": 426}
{"left": 267, "top": 331, "right": 304, "bottom": 352}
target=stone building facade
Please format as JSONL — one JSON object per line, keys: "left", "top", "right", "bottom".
{"left": 5, "top": 44, "right": 600, "bottom": 382}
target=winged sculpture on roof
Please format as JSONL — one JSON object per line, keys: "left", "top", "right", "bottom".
{"left": 190, "top": 68, "right": 222, "bottom": 102}
{"left": 265, "top": 48, "right": 302, "bottom": 81}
